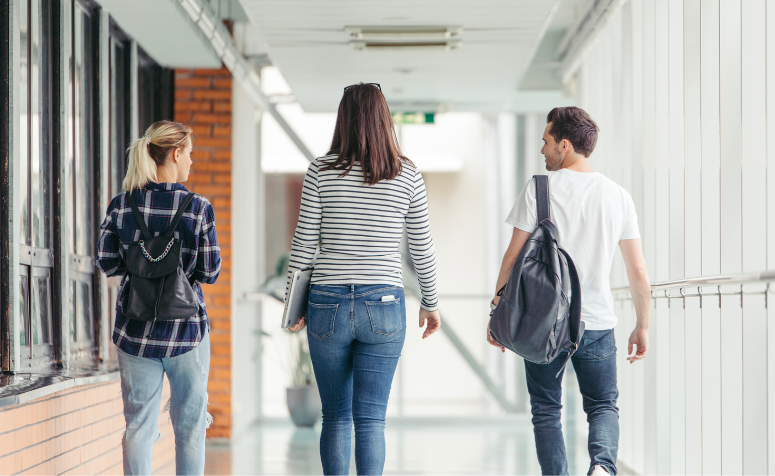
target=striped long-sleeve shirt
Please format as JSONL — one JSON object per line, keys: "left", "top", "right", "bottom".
{"left": 285, "top": 156, "right": 439, "bottom": 311}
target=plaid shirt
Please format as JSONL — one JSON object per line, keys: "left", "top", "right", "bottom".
{"left": 95, "top": 182, "right": 221, "bottom": 358}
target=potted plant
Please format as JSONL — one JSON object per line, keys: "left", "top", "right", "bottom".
{"left": 283, "top": 331, "right": 321, "bottom": 427}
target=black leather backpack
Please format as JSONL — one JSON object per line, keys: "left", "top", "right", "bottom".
{"left": 489, "top": 175, "right": 585, "bottom": 376}
{"left": 122, "top": 192, "right": 199, "bottom": 323}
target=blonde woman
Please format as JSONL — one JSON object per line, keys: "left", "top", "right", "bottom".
{"left": 96, "top": 120, "right": 221, "bottom": 475}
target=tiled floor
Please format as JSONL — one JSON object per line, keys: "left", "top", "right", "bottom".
{"left": 205, "top": 416, "right": 595, "bottom": 475}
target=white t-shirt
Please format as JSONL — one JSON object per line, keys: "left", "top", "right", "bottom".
{"left": 505, "top": 169, "right": 640, "bottom": 330}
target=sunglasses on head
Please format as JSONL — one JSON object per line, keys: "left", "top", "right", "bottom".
{"left": 344, "top": 83, "right": 382, "bottom": 92}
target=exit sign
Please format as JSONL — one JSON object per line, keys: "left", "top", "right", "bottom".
{"left": 392, "top": 112, "right": 435, "bottom": 124}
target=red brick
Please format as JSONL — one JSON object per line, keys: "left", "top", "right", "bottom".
{"left": 176, "top": 101, "right": 211, "bottom": 112}
{"left": 194, "top": 162, "right": 231, "bottom": 172}
{"left": 190, "top": 125, "right": 212, "bottom": 137}
{"left": 211, "top": 197, "right": 231, "bottom": 208}
{"left": 192, "top": 113, "right": 231, "bottom": 124}
{"left": 175, "top": 89, "right": 191, "bottom": 100}
{"left": 195, "top": 138, "right": 230, "bottom": 148}
{"left": 207, "top": 308, "right": 231, "bottom": 319}
{"left": 175, "top": 68, "right": 193, "bottom": 78}
{"left": 211, "top": 344, "right": 230, "bottom": 355}
{"left": 213, "top": 126, "right": 231, "bottom": 137}
{"left": 193, "top": 68, "right": 231, "bottom": 77}
{"left": 209, "top": 333, "right": 231, "bottom": 345}
{"left": 193, "top": 90, "right": 231, "bottom": 101}
{"left": 176, "top": 77, "right": 211, "bottom": 88}
{"left": 213, "top": 79, "right": 232, "bottom": 89}
{"left": 213, "top": 150, "right": 231, "bottom": 160}
{"left": 174, "top": 112, "right": 192, "bottom": 123}
{"left": 213, "top": 102, "right": 232, "bottom": 112}
{"left": 212, "top": 174, "right": 231, "bottom": 185}
{"left": 195, "top": 185, "right": 231, "bottom": 198}
{"left": 210, "top": 391, "right": 232, "bottom": 403}
{"left": 211, "top": 295, "right": 231, "bottom": 306}
{"left": 208, "top": 380, "right": 231, "bottom": 393}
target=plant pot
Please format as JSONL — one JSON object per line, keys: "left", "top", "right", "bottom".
{"left": 286, "top": 385, "right": 322, "bottom": 427}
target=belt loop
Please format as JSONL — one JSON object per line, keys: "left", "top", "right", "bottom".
{"left": 350, "top": 284, "right": 355, "bottom": 293}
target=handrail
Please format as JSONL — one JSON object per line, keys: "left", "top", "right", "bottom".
{"left": 611, "top": 269, "right": 775, "bottom": 294}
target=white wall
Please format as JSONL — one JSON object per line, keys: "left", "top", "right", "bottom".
{"left": 231, "top": 79, "right": 265, "bottom": 437}
{"left": 575, "top": 0, "right": 774, "bottom": 473}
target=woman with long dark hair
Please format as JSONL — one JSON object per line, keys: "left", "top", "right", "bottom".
{"left": 286, "top": 83, "right": 441, "bottom": 475}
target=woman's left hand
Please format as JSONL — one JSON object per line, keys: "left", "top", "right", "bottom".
{"left": 288, "top": 317, "right": 306, "bottom": 332}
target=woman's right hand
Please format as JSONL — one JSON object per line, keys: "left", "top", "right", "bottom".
{"left": 288, "top": 317, "right": 306, "bottom": 332}
{"left": 419, "top": 309, "right": 441, "bottom": 339}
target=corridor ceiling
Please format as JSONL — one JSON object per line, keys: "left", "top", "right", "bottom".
{"left": 238, "top": 0, "right": 566, "bottom": 112}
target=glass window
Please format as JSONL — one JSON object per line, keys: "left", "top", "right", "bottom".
{"left": 137, "top": 47, "right": 174, "bottom": 133}
{"left": 109, "top": 31, "right": 130, "bottom": 198}
{"left": 68, "top": 0, "right": 98, "bottom": 351}
{"left": 18, "top": 0, "right": 55, "bottom": 365}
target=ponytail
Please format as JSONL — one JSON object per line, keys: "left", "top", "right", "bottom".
{"left": 122, "top": 120, "right": 193, "bottom": 191}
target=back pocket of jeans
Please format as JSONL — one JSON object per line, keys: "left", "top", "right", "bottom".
{"left": 307, "top": 303, "right": 338, "bottom": 339}
{"left": 365, "top": 299, "right": 403, "bottom": 336}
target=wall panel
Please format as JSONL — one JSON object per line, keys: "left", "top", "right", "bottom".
{"left": 720, "top": 294, "right": 744, "bottom": 474}
{"left": 669, "top": 302, "right": 685, "bottom": 475}
{"left": 668, "top": 0, "right": 684, "bottom": 282}
{"left": 700, "top": 0, "right": 721, "bottom": 277}
{"left": 683, "top": 0, "right": 702, "bottom": 281}
{"left": 740, "top": 2, "right": 769, "bottom": 474}
{"left": 742, "top": 295, "right": 768, "bottom": 474}
{"left": 719, "top": 0, "right": 743, "bottom": 276}
{"left": 700, "top": 296, "right": 722, "bottom": 473}
{"left": 684, "top": 297, "right": 703, "bottom": 475}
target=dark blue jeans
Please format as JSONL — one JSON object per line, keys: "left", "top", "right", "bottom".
{"left": 306, "top": 284, "right": 406, "bottom": 476}
{"left": 525, "top": 329, "right": 619, "bottom": 476}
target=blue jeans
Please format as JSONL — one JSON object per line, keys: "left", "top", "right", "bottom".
{"left": 117, "top": 330, "right": 211, "bottom": 475}
{"left": 524, "top": 329, "right": 619, "bottom": 476}
{"left": 307, "top": 284, "right": 406, "bottom": 476}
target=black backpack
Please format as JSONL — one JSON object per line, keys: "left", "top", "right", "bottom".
{"left": 489, "top": 175, "right": 585, "bottom": 376}
{"left": 121, "top": 191, "right": 199, "bottom": 323}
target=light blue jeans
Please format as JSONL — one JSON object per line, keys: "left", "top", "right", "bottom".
{"left": 117, "top": 330, "right": 211, "bottom": 475}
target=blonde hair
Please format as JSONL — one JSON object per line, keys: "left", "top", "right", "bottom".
{"left": 123, "top": 120, "right": 193, "bottom": 191}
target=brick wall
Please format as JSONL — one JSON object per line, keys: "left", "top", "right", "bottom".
{"left": 0, "top": 380, "right": 174, "bottom": 475}
{"left": 174, "top": 67, "right": 233, "bottom": 439}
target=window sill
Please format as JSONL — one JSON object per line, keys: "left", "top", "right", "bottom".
{"left": 0, "top": 361, "right": 119, "bottom": 409}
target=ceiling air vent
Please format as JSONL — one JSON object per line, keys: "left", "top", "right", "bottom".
{"left": 345, "top": 25, "right": 462, "bottom": 51}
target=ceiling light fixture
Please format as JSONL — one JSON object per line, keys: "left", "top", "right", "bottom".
{"left": 345, "top": 25, "right": 463, "bottom": 51}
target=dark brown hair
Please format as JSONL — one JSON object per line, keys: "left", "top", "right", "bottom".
{"left": 546, "top": 107, "right": 599, "bottom": 158}
{"left": 323, "top": 83, "right": 412, "bottom": 185}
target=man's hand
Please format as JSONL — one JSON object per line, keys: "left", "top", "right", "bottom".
{"left": 627, "top": 327, "right": 649, "bottom": 364}
{"left": 288, "top": 317, "right": 306, "bottom": 332}
{"left": 420, "top": 309, "right": 441, "bottom": 339}
{"left": 487, "top": 324, "right": 505, "bottom": 353}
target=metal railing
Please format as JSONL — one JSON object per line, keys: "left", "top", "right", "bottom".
{"left": 611, "top": 269, "right": 775, "bottom": 307}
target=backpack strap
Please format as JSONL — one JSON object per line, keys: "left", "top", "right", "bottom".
{"left": 555, "top": 248, "right": 586, "bottom": 378}
{"left": 126, "top": 192, "right": 154, "bottom": 241}
{"left": 163, "top": 193, "right": 196, "bottom": 240}
{"left": 534, "top": 175, "right": 550, "bottom": 223}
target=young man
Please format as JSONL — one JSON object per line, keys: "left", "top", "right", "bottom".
{"left": 487, "top": 107, "right": 651, "bottom": 476}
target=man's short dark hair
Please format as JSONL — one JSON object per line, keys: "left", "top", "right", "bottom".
{"left": 546, "top": 107, "right": 599, "bottom": 158}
